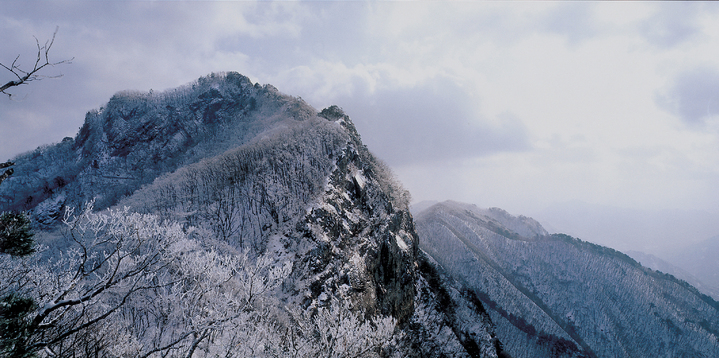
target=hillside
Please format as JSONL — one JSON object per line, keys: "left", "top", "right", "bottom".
{"left": 414, "top": 201, "right": 719, "bottom": 358}
{"left": 0, "top": 73, "right": 500, "bottom": 357}
{"left": 0, "top": 72, "right": 315, "bottom": 219}
{"left": 627, "top": 250, "right": 719, "bottom": 301}
{"left": 660, "top": 235, "right": 719, "bottom": 302}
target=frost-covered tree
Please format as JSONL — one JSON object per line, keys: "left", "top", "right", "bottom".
{"left": 263, "top": 299, "right": 398, "bottom": 358}
{"left": 0, "top": 203, "right": 184, "bottom": 356}
{"left": 0, "top": 202, "right": 401, "bottom": 357}
{"left": 0, "top": 210, "right": 36, "bottom": 357}
{"left": 2, "top": 204, "right": 244, "bottom": 356}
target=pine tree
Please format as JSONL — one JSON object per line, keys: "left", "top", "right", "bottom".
{"left": 0, "top": 212, "right": 34, "bottom": 257}
{"left": 0, "top": 293, "right": 36, "bottom": 358}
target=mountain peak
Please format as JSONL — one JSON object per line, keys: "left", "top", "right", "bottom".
{"left": 1, "top": 73, "right": 505, "bottom": 357}
{"left": 0, "top": 72, "right": 320, "bottom": 213}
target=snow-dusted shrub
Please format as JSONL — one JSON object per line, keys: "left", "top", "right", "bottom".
{"left": 1, "top": 202, "right": 401, "bottom": 357}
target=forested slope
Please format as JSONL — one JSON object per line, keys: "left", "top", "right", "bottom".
{"left": 0, "top": 73, "right": 501, "bottom": 357}
{"left": 415, "top": 201, "right": 719, "bottom": 358}
{"left": 0, "top": 72, "right": 312, "bottom": 219}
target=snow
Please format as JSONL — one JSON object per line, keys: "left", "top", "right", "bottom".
{"left": 352, "top": 170, "right": 366, "bottom": 190}
{"left": 0, "top": 72, "right": 502, "bottom": 358}
{"left": 395, "top": 234, "right": 409, "bottom": 251}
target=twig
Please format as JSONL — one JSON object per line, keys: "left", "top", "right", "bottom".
{"left": 0, "top": 26, "right": 73, "bottom": 97}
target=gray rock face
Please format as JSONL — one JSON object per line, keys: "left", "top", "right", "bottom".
{"left": 286, "top": 107, "right": 419, "bottom": 323}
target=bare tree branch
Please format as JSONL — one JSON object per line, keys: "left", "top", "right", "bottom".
{"left": 0, "top": 26, "right": 73, "bottom": 97}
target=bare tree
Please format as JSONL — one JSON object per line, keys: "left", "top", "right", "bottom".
{"left": 0, "top": 26, "right": 73, "bottom": 98}
{"left": 0, "top": 27, "right": 72, "bottom": 190}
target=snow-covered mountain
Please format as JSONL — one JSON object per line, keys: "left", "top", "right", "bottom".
{"left": 414, "top": 201, "right": 719, "bottom": 358}
{"left": 6, "top": 71, "right": 716, "bottom": 358}
{"left": 1, "top": 73, "right": 317, "bottom": 217}
{"left": 0, "top": 73, "right": 501, "bottom": 357}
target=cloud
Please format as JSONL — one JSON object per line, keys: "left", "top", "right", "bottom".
{"left": 657, "top": 67, "right": 719, "bottom": 126}
{"left": 335, "top": 77, "right": 531, "bottom": 166}
{"left": 540, "top": 2, "right": 599, "bottom": 45}
{"left": 640, "top": 2, "right": 702, "bottom": 48}
{"left": 3, "top": 0, "right": 719, "bottom": 228}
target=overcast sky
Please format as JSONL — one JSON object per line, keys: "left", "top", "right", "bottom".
{"left": 3, "top": 1, "right": 719, "bottom": 252}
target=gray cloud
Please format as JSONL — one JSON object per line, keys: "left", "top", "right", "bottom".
{"left": 657, "top": 67, "right": 719, "bottom": 126}
{"left": 0, "top": 2, "right": 606, "bottom": 163}
{"left": 540, "top": 2, "right": 598, "bottom": 45}
{"left": 640, "top": 3, "right": 702, "bottom": 48}
{"left": 335, "top": 78, "right": 531, "bottom": 166}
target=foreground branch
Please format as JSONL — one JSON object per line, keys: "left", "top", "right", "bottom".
{"left": 0, "top": 26, "right": 73, "bottom": 97}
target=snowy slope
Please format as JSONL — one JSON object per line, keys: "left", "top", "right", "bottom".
{"left": 415, "top": 201, "right": 719, "bottom": 358}
{"left": 1, "top": 73, "right": 501, "bottom": 357}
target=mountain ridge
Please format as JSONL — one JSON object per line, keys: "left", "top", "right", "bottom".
{"left": 7, "top": 71, "right": 716, "bottom": 357}
{"left": 0, "top": 72, "right": 315, "bottom": 216}
{"left": 415, "top": 200, "right": 719, "bottom": 358}
{"left": 0, "top": 72, "right": 502, "bottom": 357}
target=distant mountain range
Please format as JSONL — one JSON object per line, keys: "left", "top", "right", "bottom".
{"left": 535, "top": 200, "right": 719, "bottom": 302}
{"left": 655, "top": 236, "right": 719, "bottom": 302}
{"left": 414, "top": 201, "right": 719, "bottom": 358}
{"left": 532, "top": 200, "right": 719, "bottom": 255}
